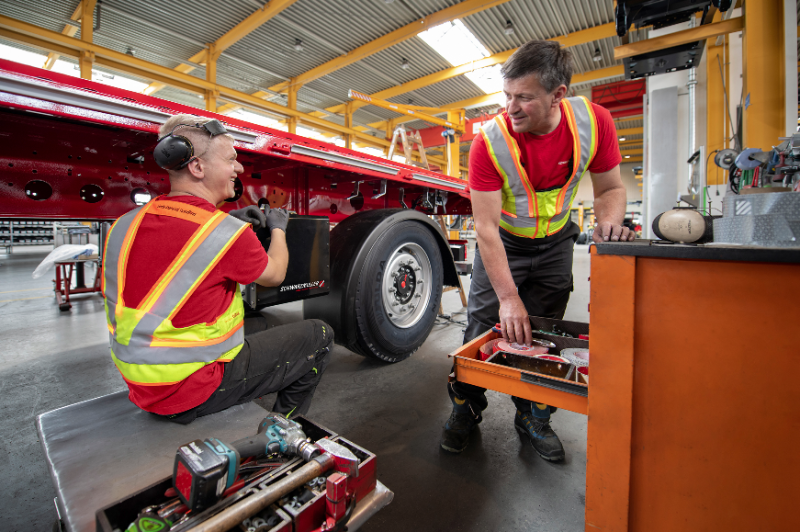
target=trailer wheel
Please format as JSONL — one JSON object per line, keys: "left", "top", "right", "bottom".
{"left": 353, "top": 221, "right": 443, "bottom": 362}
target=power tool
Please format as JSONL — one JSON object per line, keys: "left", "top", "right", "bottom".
{"left": 172, "top": 414, "right": 322, "bottom": 513}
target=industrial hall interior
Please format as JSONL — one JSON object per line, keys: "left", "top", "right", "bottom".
{"left": 0, "top": 0, "right": 798, "bottom": 531}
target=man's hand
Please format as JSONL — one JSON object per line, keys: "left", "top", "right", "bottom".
{"left": 498, "top": 295, "right": 532, "bottom": 346}
{"left": 593, "top": 221, "right": 635, "bottom": 243}
{"left": 229, "top": 206, "right": 266, "bottom": 230}
{"left": 265, "top": 205, "right": 290, "bottom": 233}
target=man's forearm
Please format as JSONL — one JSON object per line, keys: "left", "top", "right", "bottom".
{"left": 267, "top": 229, "right": 289, "bottom": 275}
{"left": 593, "top": 186, "right": 626, "bottom": 226}
{"left": 476, "top": 226, "right": 518, "bottom": 303}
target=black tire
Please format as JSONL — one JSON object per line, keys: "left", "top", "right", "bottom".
{"left": 352, "top": 221, "right": 443, "bottom": 363}
{"left": 576, "top": 232, "right": 587, "bottom": 245}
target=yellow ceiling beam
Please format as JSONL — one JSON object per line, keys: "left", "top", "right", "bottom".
{"left": 614, "top": 17, "right": 743, "bottom": 60}
{"left": 142, "top": 0, "right": 296, "bottom": 96}
{"left": 348, "top": 90, "right": 465, "bottom": 132}
{"left": 363, "top": 64, "right": 626, "bottom": 133}
{"left": 43, "top": 0, "right": 84, "bottom": 69}
{"left": 571, "top": 64, "right": 624, "bottom": 85}
{"left": 615, "top": 127, "right": 643, "bottom": 136}
{"left": 614, "top": 114, "right": 643, "bottom": 123}
{"left": 326, "top": 21, "right": 618, "bottom": 116}
{"left": 269, "top": 0, "right": 513, "bottom": 94}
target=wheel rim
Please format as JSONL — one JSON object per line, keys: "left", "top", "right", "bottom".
{"left": 381, "top": 242, "right": 433, "bottom": 328}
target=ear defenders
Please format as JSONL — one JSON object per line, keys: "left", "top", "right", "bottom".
{"left": 153, "top": 119, "right": 229, "bottom": 170}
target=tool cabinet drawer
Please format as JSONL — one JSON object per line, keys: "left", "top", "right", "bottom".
{"left": 448, "top": 316, "right": 589, "bottom": 414}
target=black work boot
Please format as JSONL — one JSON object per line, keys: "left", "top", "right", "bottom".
{"left": 515, "top": 407, "right": 565, "bottom": 462}
{"left": 440, "top": 397, "right": 482, "bottom": 453}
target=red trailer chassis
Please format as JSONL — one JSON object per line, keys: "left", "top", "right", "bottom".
{"left": 0, "top": 59, "right": 471, "bottom": 362}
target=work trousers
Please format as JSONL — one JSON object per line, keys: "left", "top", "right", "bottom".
{"left": 449, "top": 235, "right": 575, "bottom": 416}
{"left": 163, "top": 317, "right": 333, "bottom": 424}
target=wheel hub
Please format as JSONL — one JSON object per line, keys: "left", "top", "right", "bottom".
{"left": 381, "top": 243, "right": 433, "bottom": 329}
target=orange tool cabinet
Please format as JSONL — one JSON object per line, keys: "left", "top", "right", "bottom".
{"left": 450, "top": 241, "right": 800, "bottom": 532}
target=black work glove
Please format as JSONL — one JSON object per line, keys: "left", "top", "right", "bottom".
{"left": 229, "top": 206, "right": 267, "bottom": 230}
{"left": 264, "top": 205, "right": 289, "bottom": 233}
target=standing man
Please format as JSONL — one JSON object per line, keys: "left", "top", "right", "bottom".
{"left": 440, "top": 41, "right": 634, "bottom": 459}
{"left": 103, "top": 114, "right": 333, "bottom": 424}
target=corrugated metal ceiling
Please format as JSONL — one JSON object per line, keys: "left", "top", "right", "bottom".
{"left": 0, "top": 0, "right": 654, "bottom": 141}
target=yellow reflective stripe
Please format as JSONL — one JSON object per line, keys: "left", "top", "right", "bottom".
{"left": 584, "top": 98, "right": 598, "bottom": 163}
{"left": 116, "top": 206, "right": 150, "bottom": 317}
{"left": 111, "top": 349, "right": 205, "bottom": 385}
{"left": 139, "top": 211, "right": 226, "bottom": 315}
{"left": 166, "top": 221, "right": 249, "bottom": 321}
{"left": 150, "top": 320, "right": 243, "bottom": 347}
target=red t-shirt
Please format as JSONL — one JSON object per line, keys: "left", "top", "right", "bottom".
{"left": 119, "top": 195, "right": 269, "bottom": 415}
{"left": 469, "top": 102, "right": 620, "bottom": 192}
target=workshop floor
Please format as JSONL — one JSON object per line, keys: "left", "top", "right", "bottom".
{"left": 0, "top": 243, "right": 591, "bottom": 532}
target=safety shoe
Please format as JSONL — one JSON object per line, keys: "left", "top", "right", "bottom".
{"left": 440, "top": 409, "right": 482, "bottom": 453}
{"left": 514, "top": 410, "right": 565, "bottom": 462}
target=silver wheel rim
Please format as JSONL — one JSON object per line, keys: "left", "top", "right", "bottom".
{"left": 381, "top": 242, "right": 433, "bottom": 328}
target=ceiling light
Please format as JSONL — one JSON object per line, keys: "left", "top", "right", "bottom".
{"left": 294, "top": 39, "right": 303, "bottom": 52}
{"left": 504, "top": 20, "right": 515, "bottom": 35}
{"left": 619, "top": 137, "right": 626, "bottom": 141}
{"left": 624, "top": 155, "right": 631, "bottom": 158}
{"left": 401, "top": 58, "right": 410, "bottom": 70}
{"left": 126, "top": 47, "right": 135, "bottom": 57}
{"left": 593, "top": 47, "right": 602, "bottom": 62}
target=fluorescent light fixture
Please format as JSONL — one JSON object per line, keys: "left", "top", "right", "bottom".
{"left": 504, "top": 20, "right": 515, "bottom": 35}
{"left": 624, "top": 155, "right": 631, "bottom": 158}
{"left": 593, "top": 48, "right": 602, "bottom": 62}
{"left": 619, "top": 137, "right": 626, "bottom": 141}
{"left": 418, "top": 19, "right": 490, "bottom": 67}
{"left": 401, "top": 58, "right": 410, "bottom": 70}
{"left": 294, "top": 39, "right": 304, "bottom": 52}
{"left": 0, "top": 43, "right": 47, "bottom": 68}
{"left": 465, "top": 64, "right": 503, "bottom": 95}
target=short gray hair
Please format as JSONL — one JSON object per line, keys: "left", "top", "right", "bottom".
{"left": 501, "top": 40, "right": 573, "bottom": 93}
{"left": 158, "top": 114, "right": 233, "bottom": 163}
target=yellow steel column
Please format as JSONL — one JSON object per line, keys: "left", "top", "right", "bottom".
{"left": 79, "top": 0, "right": 97, "bottom": 79}
{"left": 706, "top": 30, "right": 725, "bottom": 185}
{"left": 743, "top": 0, "right": 785, "bottom": 149}
{"left": 204, "top": 43, "right": 220, "bottom": 113}
{"left": 446, "top": 110, "right": 463, "bottom": 178}
{"left": 344, "top": 101, "right": 354, "bottom": 149}
{"left": 287, "top": 79, "right": 299, "bottom": 134}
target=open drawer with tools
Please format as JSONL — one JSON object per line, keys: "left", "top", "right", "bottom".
{"left": 449, "top": 316, "right": 589, "bottom": 414}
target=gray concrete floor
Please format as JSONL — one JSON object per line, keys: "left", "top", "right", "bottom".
{"left": 0, "top": 244, "right": 592, "bottom": 532}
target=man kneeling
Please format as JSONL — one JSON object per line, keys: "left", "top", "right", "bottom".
{"left": 103, "top": 114, "right": 332, "bottom": 424}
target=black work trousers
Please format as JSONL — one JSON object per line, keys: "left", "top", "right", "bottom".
{"left": 163, "top": 317, "right": 333, "bottom": 424}
{"left": 449, "top": 234, "right": 574, "bottom": 414}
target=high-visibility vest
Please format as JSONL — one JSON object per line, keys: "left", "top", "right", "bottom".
{"left": 102, "top": 199, "right": 251, "bottom": 386}
{"left": 480, "top": 96, "right": 598, "bottom": 239}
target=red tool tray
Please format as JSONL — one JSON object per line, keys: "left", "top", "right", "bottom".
{"left": 449, "top": 316, "right": 589, "bottom": 415}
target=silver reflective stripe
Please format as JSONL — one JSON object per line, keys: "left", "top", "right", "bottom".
{"left": 501, "top": 213, "right": 537, "bottom": 228}
{"left": 115, "top": 214, "right": 248, "bottom": 366}
{"left": 111, "top": 326, "right": 244, "bottom": 365}
{"left": 480, "top": 116, "right": 530, "bottom": 218}
{"left": 551, "top": 97, "right": 594, "bottom": 224}
{"left": 103, "top": 207, "right": 142, "bottom": 331}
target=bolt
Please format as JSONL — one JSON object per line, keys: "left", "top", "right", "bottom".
{"left": 392, "top": 302, "right": 399, "bottom": 307}
{"left": 414, "top": 293, "right": 421, "bottom": 298}
{"left": 401, "top": 306, "right": 407, "bottom": 311}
